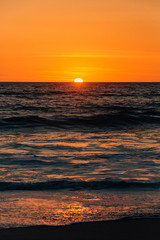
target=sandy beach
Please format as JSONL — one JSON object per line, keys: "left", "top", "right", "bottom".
{"left": 0, "top": 218, "right": 159, "bottom": 240}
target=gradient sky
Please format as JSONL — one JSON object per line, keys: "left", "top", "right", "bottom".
{"left": 1, "top": 0, "right": 160, "bottom": 82}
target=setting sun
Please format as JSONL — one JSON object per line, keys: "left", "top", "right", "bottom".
{"left": 74, "top": 78, "right": 83, "bottom": 83}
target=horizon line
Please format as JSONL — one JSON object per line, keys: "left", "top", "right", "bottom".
{"left": 0, "top": 81, "right": 160, "bottom": 83}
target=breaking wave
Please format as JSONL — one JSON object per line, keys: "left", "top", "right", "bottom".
{"left": 0, "top": 179, "right": 159, "bottom": 191}
{"left": 1, "top": 111, "right": 160, "bottom": 130}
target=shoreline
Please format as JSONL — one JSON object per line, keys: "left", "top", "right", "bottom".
{"left": 0, "top": 218, "right": 160, "bottom": 240}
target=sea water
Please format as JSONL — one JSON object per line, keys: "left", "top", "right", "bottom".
{"left": 0, "top": 82, "right": 159, "bottom": 227}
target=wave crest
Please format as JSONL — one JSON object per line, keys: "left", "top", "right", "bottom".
{"left": 0, "top": 179, "right": 159, "bottom": 191}
{"left": 1, "top": 112, "right": 160, "bottom": 130}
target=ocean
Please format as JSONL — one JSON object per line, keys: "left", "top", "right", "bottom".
{"left": 0, "top": 82, "right": 159, "bottom": 228}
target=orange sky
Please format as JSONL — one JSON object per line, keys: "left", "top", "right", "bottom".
{"left": 1, "top": 0, "right": 160, "bottom": 82}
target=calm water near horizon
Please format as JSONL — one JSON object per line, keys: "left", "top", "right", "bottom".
{"left": 0, "top": 82, "right": 160, "bottom": 228}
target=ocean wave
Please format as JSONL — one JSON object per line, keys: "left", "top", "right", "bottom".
{"left": 1, "top": 112, "right": 160, "bottom": 129}
{"left": 0, "top": 179, "right": 159, "bottom": 191}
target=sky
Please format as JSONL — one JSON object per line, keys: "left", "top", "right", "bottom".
{"left": 1, "top": 0, "right": 160, "bottom": 82}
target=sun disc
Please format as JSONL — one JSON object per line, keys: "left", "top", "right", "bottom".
{"left": 74, "top": 78, "right": 83, "bottom": 83}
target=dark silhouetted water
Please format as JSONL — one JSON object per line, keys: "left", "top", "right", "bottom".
{"left": 0, "top": 82, "right": 160, "bottom": 227}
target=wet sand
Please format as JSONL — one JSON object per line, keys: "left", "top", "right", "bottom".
{"left": 0, "top": 218, "right": 159, "bottom": 240}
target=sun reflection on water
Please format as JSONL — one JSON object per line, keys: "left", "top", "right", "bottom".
{"left": 0, "top": 190, "right": 159, "bottom": 228}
